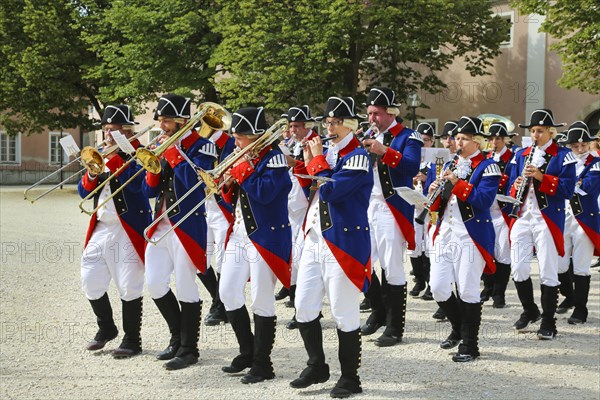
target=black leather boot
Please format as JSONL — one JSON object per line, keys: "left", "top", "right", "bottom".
{"left": 556, "top": 270, "right": 575, "bottom": 314}
{"left": 537, "top": 285, "right": 558, "bottom": 340}
{"left": 330, "top": 329, "right": 362, "bottom": 398}
{"left": 205, "top": 273, "right": 228, "bottom": 326}
{"left": 513, "top": 278, "right": 541, "bottom": 330}
{"left": 241, "top": 314, "right": 276, "bottom": 384}
{"left": 165, "top": 301, "right": 201, "bottom": 370}
{"left": 452, "top": 301, "right": 482, "bottom": 362}
{"left": 112, "top": 297, "right": 142, "bottom": 358}
{"left": 290, "top": 318, "right": 330, "bottom": 389}
{"left": 284, "top": 285, "right": 296, "bottom": 308}
{"left": 409, "top": 256, "right": 425, "bottom": 296}
{"left": 87, "top": 293, "right": 118, "bottom": 351}
{"left": 222, "top": 305, "right": 254, "bottom": 374}
{"left": 375, "top": 284, "right": 406, "bottom": 347}
{"left": 275, "top": 286, "right": 289, "bottom": 301}
{"left": 421, "top": 255, "right": 434, "bottom": 301}
{"left": 360, "top": 273, "right": 385, "bottom": 335}
{"left": 153, "top": 290, "right": 181, "bottom": 360}
{"left": 491, "top": 262, "right": 511, "bottom": 308}
{"left": 437, "top": 293, "right": 462, "bottom": 349}
{"left": 568, "top": 275, "right": 591, "bottom": 324}
{"left": 480, "top": 273, "right": 493, "bottom": 303}
{"left": 197, "top": 266, "right": 218, "bottom": 299}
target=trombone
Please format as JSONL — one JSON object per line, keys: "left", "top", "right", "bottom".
{"left": 78, "top": 102, "right": 231, "bottom": 216}
{"left": 23, "top": 125, "right": 153, "bottom": 203}
{"left": 144, "top": 118, "right": 289, "bottom": 245}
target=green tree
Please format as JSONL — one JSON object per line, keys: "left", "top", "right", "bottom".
{"left": 512, "top": 0, "right": 599, "bottom": 94}
{"left": 0, "top": 0, "right": 220, "bottom": 135}
{"left": 209, "top": 0, "right": 510, "bottom": 114}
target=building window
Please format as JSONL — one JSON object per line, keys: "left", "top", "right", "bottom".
{"left": 495, "top": 11, "right": 514, "bottom": 48}
{"left": 49, "top": 132, "right": 68, "bottom": 165}
{"left": 0, "top": 131, "right": 20, "bottom": 164}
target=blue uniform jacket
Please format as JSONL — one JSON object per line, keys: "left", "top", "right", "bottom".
{"left": 571, "top": 155, "right": 600, "bottom": 255}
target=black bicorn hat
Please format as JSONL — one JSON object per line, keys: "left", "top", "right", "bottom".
{"left": 416, "top": 122, "right": 436, "bottom": 137}
{"left": 231, "top": 106, "right": 268, "bottom": 135}
{"left": 316, "top": 96, "right": 363, "bottom": 120}
{"left": 153, "top": 94, "right": 191, "bottom": 121}
{"left": 281, "top": 105, "right": 314, "bottom": 123}
{"left": 363, "top": 87, "right": 402, "bottom": 108}
{"left": 435, "top": 120, "right": 459, "bottom": 138}
{"left": 485, "top": 121, "right": 516, "bottom": 138}
{"left": 558, "top": 121, "right": 597, "bottom": 144}
{"left": 455, "top": 116, "right": 485, "bottom": 135}
{"left": 518, "top": 109, "right": 566, "bottom": 128}
{"left": 101, "top": 105, "right": 139, "bottom": 125}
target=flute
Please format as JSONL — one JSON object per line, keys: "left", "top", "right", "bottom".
{"left": 300, "top": 134, "right": 338, "bottom": 148}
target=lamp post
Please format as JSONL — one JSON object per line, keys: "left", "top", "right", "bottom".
{"left": 407, "top": 92, "right": 422, "bottom": 130}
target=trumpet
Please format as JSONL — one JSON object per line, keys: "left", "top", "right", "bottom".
{"left": 144, "top": 118, "right": 289, "bottom": 245}
{"left": 23, "top": 125, "right": 153, "bottom": 203}
{"left": 78, "top": 102, "right": 231, "bottom": 215}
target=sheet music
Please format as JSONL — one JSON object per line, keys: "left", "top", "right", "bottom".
{"left": 421, "top": 147, "right": 450, "bottom": 165}
{"left": 495, "top": 194, "right": 520, "bottom": 204}
{"left": 59, "top": 135, "right": 80, "bottom": 157}
{"left": 395, "top": 186, "right": 427, "bottom": 208}
{"left": 521, "top": 136, "right": 533, "bottom": 148}
{"left": 111, "top": 130, "right": 136, "bottom": 155}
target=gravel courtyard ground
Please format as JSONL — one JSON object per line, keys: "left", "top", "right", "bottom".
{"left": 1, "top": 186, "right": 599, "bottom": 399}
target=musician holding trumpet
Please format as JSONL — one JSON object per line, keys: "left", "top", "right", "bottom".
{"left": 143, "top": 94, "right": 218, "bottom": 370}
{"left": 78, "top": 105, "right": 151, "bottom": 358}
{"left": 508, "top": 109, "right": 577, "bottom": 340}
{"left": 428, "top": 116, "right": 501, "bottom": 362}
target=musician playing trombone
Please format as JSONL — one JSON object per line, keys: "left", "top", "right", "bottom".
{"left": 428, "top": 116, "right": 501, "bottom": 362}
{"left": 508, "top": 109, "right": 576, "bottom": 340}
{"left": 78, "top": 104, "right": 151, "bottom": 358}
{"left": 218, "top": 107, "right": 292, "bottom": 384}
{"left": 143, "top": 94, "right": 218, "bottom": 370}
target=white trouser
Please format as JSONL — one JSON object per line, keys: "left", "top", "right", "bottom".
{"left": 509, "top": 215, "right": 559, "bottom": 286}
{"left": 408, "top": 209, "right": 429, "bottom": 258}
{"left": 206, "top": 202, "right": 230, "bottom": 274}
{"left": 219, "top": 230, "right": 277, "bottom": 317}
{"left": 492, "top": 216, "right": 511, "bottom": 264}
{"left": 429, "top": 222, "right": 485, "bottom": 304}
{"left": 295, "top": 229, "right": 361, "bottom": 332}
{"left": 290, "top": 229, "right": 305, "bottom": 285}
{"left": 558, "top": 212, "right": 594, "bottom": 276}
{"left": 81, "top": 220, "right": 144, "bottom": 301}
{"left": 145, "top": 220, "right": 200, "bottom": 303}
{"left": 368, "top": 201, "right": 407, "bottom": 285}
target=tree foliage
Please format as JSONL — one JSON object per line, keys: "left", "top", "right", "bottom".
{"left": 512, "top": 0, "right": 600, "bottom": 94}
{"left": 1, "top": 0, "right": 509, "bottom": 135}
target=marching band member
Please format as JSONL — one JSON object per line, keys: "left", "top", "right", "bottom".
{"left": 429, "top": 120, "right": 458, "bottom": 321}
{"left": 508, "top": 109, "right": 576, "bottom": 340}
{"left": 480, "top": 122, "right": 515, "bottom": 308}
{"left": 78, "top": 105, "right": 150, "bottom": 358}
{"left": 143, "top": 94, "right": 217, "bottom": 370}
{"left": 202, "top": 128, "right": 236, "bottom": 326}
{"left": 410, "top": 122, "right": 436, "bottom": 301}
{"left": 428, "top": 116, "right": 501, "bottom": 362}
{"left": 360, "top": 87, "right": 423, "bottom": 347}
{"left": 219, "top": 107, "right": 292, "bottom": 384}
{"left": 279, "top": 105, "right": 315, "bottom": 329}
{"left": 290, "top": 97, "right": 373, "bottom": 398}
{"left": 556, "top": 122, "right": 599, "bottom": 324}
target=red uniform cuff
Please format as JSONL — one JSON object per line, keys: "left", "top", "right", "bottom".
{"left": 452, "top": 179, "right": 473, "bottom": 201}
{"left": 145, "top": 172, "right": 161, "bottom": 188}
{"left": 81, "top": 172, "right": 98, "bottom": 192}
{"left": 163, "top": 147, "right": 185, "bottom": 169}
{"left": 292, "top": 161, "right": 312, "bottom": 188}
{"left": 221, "top": 184, "right": 234, "bottom": 203}
{"left": 230, "top": 160, "right": 255, "bottom": 184}
{"left": 381, "top": 147, "right": 402, "bottom": 168}
{"left": 538, "top": 174, "right": 559, "bottom": 195}
{"left": 306, "top": 155, "right": 330, "bottom": 176}
{"left": 105, "top": 154, "right": 126, "bottom": 175}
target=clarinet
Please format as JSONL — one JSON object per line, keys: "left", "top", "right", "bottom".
{"left": 508, "top": 143, "right": 537, "bottom": 218}
{"left": 415, "top": 150, "right": 461, "bottom": 225}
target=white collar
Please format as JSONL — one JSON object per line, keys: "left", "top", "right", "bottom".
{"left": 329, "top": 132, "right": 353, "bottom": 152}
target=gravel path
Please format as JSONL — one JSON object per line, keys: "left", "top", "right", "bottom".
{"left": 1, "top": 186, "right": 599, "bottom": 399}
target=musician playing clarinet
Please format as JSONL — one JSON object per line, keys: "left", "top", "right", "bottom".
{"left": 508, "top": 109, "right": 576, "bottom": 340}
{"left": 291, "top": 96, "right": 373, "bottom": 398}
{"left": 428, "top": 116, "right": 501, "bottom": 362}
